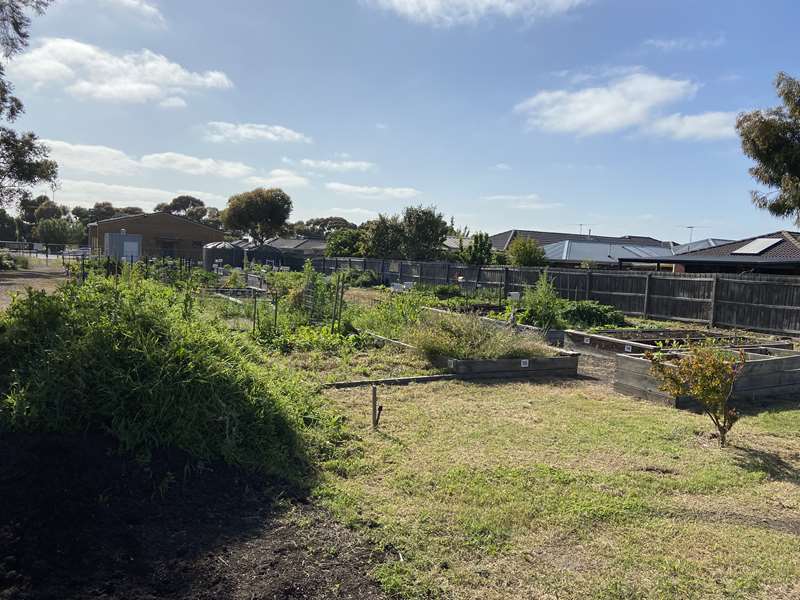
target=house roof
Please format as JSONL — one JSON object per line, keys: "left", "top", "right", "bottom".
{"left": 543, "top": 240, "right": 675, "bottom": 264}
{"left": 671, "top": 238, "right": 733, "bottom": 255}
{"left": 264, "top": 237, "right": 327, "bottom": 251}
{"left": 621, "top": 231, "right": 800, "bottom": 265}
{"left": 490, "top": 229, "right": 669, "bottom": 252}
{"left": 88, "top": 211, "right": 224, "bottom": 234}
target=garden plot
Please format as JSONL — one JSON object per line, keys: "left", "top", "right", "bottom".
{"left": 565, "top": 327, "right": 792, "bottom": 358}
{"left": 615, "top": 347, "right": 800, "bottom": 407}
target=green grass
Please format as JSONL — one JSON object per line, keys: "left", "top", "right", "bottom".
{"left": 318, "top": 379, "right": 800, "bottom": 599}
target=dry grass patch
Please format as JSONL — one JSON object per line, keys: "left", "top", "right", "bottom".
{"left": 318, "top": 379, "right": 800, "bottom": 599}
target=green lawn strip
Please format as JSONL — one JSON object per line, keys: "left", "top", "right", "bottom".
{"left": 317, "top": 380, "right": 800, "bottom": 599}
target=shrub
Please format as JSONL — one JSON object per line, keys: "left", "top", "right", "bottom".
{"left": 259, "top": 325, "right": 365, "bottom": 354}
{"left": 350, "top": 290, "right": 431, "bottom": 340}
{"left": 0, "top": 250, "right": 15, "bottom": 270}
{"left": 650, "top": 344, "right": 745, "bottom": 448}
{"left": 507, "top": 237, "right": 546, "bottom": 267}
{"left": 407, "top": 312, "right": 554, "bottom": 361}
{"left": 0, "top": 277, "right": 343, "bottom": 484}
{"left": 520, "top": 272, "right": 565, "bottom": 331}
{"left": 559, "top": 300, "right": 626, "bottom": 329}
{"left": 342, "top": 268, "right": 382, "bottom": 288}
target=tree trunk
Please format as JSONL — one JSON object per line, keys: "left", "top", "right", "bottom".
{"left": 718, "top": 428, "right": 727, "bottom": 448}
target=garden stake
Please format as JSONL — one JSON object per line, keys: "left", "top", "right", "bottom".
{"left": 251, "top": 288, "right": 257, "bottom": 335}
{"left": 371, "top": 385, "right": 383, "bottom": 430}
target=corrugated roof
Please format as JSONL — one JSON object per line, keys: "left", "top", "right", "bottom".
{"left": 543, "top": 240, "right": 675, "bottom": 264}
{"left": 671, "top": 238, "right": 733, "bottom": 255}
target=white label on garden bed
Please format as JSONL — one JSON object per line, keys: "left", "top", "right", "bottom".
{"left": 624, "top": 344, "right": 632, "bottom": 353}
{"left": 521, "top": 359, "right": 529, "bottom": 368}
{"left": 584, "top": 337, "right": 591, "bottom": 344}
{"left": 448, "top": 359, "right": 455, "bottom": 369}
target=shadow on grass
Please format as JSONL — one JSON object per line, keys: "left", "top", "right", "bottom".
{"left": 732, "top": 396, "right": 800, "bottom": 417}
{"left": 731, "top": 444, "right": 800, "bottom": 484}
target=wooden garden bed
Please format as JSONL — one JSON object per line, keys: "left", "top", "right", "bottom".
{"left": 614, "top": 347, "right": 800, "bottom": 408}
{"left": 565, "top": 328, "right": 792, "bottom": 358}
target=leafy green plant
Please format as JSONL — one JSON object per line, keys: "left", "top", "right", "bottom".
{"left": 520, "top": 272, "right": 564, "bottom": 331}
{"left": 650, "top": 344, "right": 746, "bottom": 447}
{"left": 407, "top": 312, "right": 554, "bottom": 361}
{"left": 559, "top": 300, "right": 625, "bottom": 329}
{"left": 0, "top": 276, "right": 345, "bottom": 485}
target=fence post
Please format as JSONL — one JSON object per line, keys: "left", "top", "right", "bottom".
{"left": 586, "top": 270, "right": 592, "bottom": 300}
{"left": 381, "top": 259, "right": 386, "bottom": 284}
{"left": 444, "top": 262, "right": 450, "bottom": 286}
{"left": 642, "top": 272, "right": 652, "bottom": 318}
{"left": 503, "top": 267, "right": 509, "bottom": 299}
{"left": 709, "top": 274, "right": 719, "bottom": 327}
{"left": 399, "top": 261, "right": 404, "bottom": 283}
{"left": 321, "top": 256, "right": 326, "bottom": 273}
{"left": 475, "top": 264, "right": 482, "bottom": 293}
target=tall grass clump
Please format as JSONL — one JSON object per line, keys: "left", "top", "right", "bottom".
{"left": 408, "top": 312, "right": 555, "bottom": 361}
{"left": 0, "top": 275, "right": 344, "bottom": 485}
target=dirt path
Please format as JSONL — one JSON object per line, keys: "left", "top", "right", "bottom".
{"left": 0, "top": 267, "right": 65, "bottom": 310}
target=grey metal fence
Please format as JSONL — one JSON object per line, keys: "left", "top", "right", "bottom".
{"left": 313, "top": 257, "right": 800, "bottom": 336}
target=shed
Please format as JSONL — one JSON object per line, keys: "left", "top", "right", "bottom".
{"left": 202, "top": 241, "right": 244, "bottom": 270}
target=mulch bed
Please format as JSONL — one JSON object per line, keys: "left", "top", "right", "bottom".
{"left": 0, "top": 434, "right": 386, "bottom": 600}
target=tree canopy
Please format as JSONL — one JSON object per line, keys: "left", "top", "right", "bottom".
{"left": 401, "top": 205, "right": 449, "bottom": 260}
{"left": 325, "top": 228, "right": 365, "bottom": 257}
{"left": 737, "top": 72, "right": 800, "bottom": 223}
{"left": 507, "top": 236, "right": 547, "bottom": 267}
{"left": 461, "top": 232, "right": 493, "bottom": 265}
{"left": 156, "top": 195, "right": 208, "bottom": 221}
{"left": 222, "top": 188, "right": 292, "bottom": 244}
{"left": 33, "top": 217, "right": 83, "bottom": 245}
{"left": 0, "top": 0, "right": 57, "bottom": 208}
{"left": 360, "top": 214, "right": 405, "bottom": 259}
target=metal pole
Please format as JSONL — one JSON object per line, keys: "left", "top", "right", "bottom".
{"left": 371, "top": 385, "right": 378, "bottom": 430}
{"left": 252, "top": 288, "right": 258, "bottom": 335}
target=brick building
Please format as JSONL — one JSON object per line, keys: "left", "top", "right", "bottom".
{"left": 88, "top": 212, "right": 225, "bottom": 260}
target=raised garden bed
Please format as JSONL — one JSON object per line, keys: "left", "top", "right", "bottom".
{"left": 565, "top": 328, "right": 792, "bottom": 358}
{"left": 423, "top": 306, "right": 566, "bottom": 347}
{"left": 438, "top": 352, "right": 579, "bottom": 379}
{"left": 614, "top": 347, "right": 800, "bottom": 408}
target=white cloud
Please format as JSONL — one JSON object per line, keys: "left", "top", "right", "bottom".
{"left": 43, "top": 139, "right": 256, "bottom": 179}
{"left": 43, "top": 139, "right": 140, "bottom": 176}
{"left": 331, "top": 207, "right": 378, "bottom": 220}
{"left": 644, "top": 34, "right": 725, "bottom": 52}
{"left": 365, "top": 0, "right": 588, "bottom": 26}
{"left": 375, "top": 123, "right": 388, "bottom": 130}
{"left": 99, "top": 0, "right": 165, "bottom": 25}
{"left": 9, "top": 38, "right": 231, "bottom": 105}
{"left": 175, "top": 189, "right": 227, "bottom": 206}
{"left": 245, "top": 169, "right": 310, "bottom": 189}
{"left": 159, "top": 96, "right": 187, "bottom": 109}
{"left": 647, "top": 111, "right": 737, "bottom": 140}
{"left": 300, "top": 158, "right": 375, "bottom": 172}
{"left": 326, "top": 182, "right": 421, "bottom": 199}
{"left": 50, "top": 179, "right": 181, "bottom": 212}
{"left": 491, "top": 163, "right": 512, "bottom": 171}
{"left": 482, "top": 193, "right": 563, "bottom": 209}
{"left": 515, "top": 72, "right": 697, "bottom": 136}
{"left": 140, "top": 152, "right": 253, "bottom": 178}
{"left": 204, "top": 121, "right": 312, "bottom": 143}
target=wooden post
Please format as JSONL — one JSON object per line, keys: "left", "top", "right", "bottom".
{"left": 503, "top": 267, "right": 509, "bottom": 299}
{"left": 252, "top": 288, "right": 258, "bottom": 335}
{"left": 380, "top": 259, "right": 386, "bottom": 284}
{"left": 371, "top": 385, "right": 379, "bottom": 430}
{"left": 643, "top": 272, "right": 652, "bottom": 318}
{"left": 321, "top": 256, "right": 326, "bottom": 274}
{"left": 398, "top": 261, "right": 404, "bottom": 283}
{"left": 709, "top": 274, "right": 719, "bottom": 327}
{"left": 445, "top": 262, "right": 450, "bottom": 286}
{"left": 586, "top": 270, "right": 592, "bottom": 300}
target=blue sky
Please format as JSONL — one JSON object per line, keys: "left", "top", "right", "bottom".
{"left": 9, "top": 0, "right": 800, "bottom": 242}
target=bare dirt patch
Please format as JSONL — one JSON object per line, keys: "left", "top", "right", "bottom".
{"left": 0, "top": 433, "right": 386, "bottom": 600}
{"left": 0, "top": 267, "right": 65, "bottom": 311}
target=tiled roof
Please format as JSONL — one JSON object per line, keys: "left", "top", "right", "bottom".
{"left": 490, "top": 229, "right": 669, "bottom": 251}
{"left": 676, "top": 231, "right": 800, "bottom": 261}
{"left": 89, "top": 211, "right": 224, "bottom": 234}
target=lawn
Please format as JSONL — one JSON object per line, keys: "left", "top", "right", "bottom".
{"left": 318, "top": 377, "right": 800, "bottom": 599}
